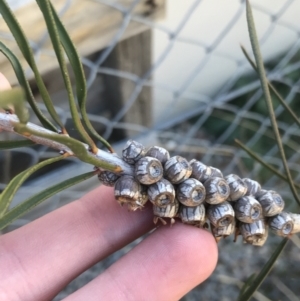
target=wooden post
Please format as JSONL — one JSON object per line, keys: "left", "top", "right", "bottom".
{"left": 101, "top": 29, "right": 152, "bottom": 140}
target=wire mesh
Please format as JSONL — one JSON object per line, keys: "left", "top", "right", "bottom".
{"left": 0, "top": 0, "right": 300, "bottom": 300}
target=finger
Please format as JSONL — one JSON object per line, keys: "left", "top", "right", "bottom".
{"left": 65, "top": 223, "right": 218, "bottom": 301}
{"left": 0, "top": 186, "right": 154, "bottom": 301}
{"left": 0, "top": 72, "right": 11, "bottom": 90}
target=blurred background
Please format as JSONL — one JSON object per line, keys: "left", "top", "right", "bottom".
{"left": 0, "top": 0, "right": 300, "bottom": 300}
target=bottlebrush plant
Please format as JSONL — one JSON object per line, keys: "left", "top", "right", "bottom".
{"left": 0, "top": 1, "right": 299, "bottom": 300}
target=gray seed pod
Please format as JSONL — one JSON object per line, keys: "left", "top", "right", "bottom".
{"left": 243, "top": 178, "right": 261, "bottom": 196}
{"left": 290, "top": 213, "right": 300, "bottom": 234}
{"left": 148, "top": 178, "right": 175, "bottom": 207}
{"left": 251, "top": 225, "right": 268, "bottom": 247}
{"left": 234, "top": 196, "right": 263, "bottom": 223}
{"left": 179, "top": 204, "right": 206, "bottom": 227}
{"left": 114, "top": 175, "right": 140, "bottom": 205}
{"left": 209, "top": 166, "right": 223, "bottom": 178}
{"left": 204, "top": 177, "right": 230, "bottom": 204}
{"left": 211, "top": 219, "right": 236, "bottom": 242}
{"left": 252, "top": 228, "right": 268, "bottom": 246}
{"left": 207, "top": 201, "right": 235, "bottom": 228}
{"left": 122, "top": 140, "right": 145, "bottom": 165}
{"left": 177, "top": 178, "right": 206, "bottom": 207}
{"left": 269, "top": 212, "right": 294, "bottom": 237}
{"left": 153, "top": 198, "right": 179, "bottom": 225}
{"left": 255, "top": 189, "right": 268, "bottom": 198}
{"left": 145, "top": 146, "right": 170, "bottom": 166}
{"left": 225, "top": 174, "right": 247, "bottom": 201}
{"left": 190, "top": 160, "right": 212, "bottom": 183}
{"left": 127, "top": 185, "right": 148, "bottom": 211}
{"left": 164, "top": 156, "right": 192, "bottom": 184}
{"left": 98, "top": 170, "right": 119, "bottom": 187}
{"left": 135, "top": 156, "right": 163, "bottom": 185}
{"left": 257, "top": 190, "right": 285, "bottom": 217}
{"left": 239, "top": 220, "right": 267, "bottom": 246}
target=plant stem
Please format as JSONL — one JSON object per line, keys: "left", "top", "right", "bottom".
{"left": 246, "top": 0, "right": 300, "bottom": 205}
{"left": 0, "top": 112, "right": 134, "bottom": 176}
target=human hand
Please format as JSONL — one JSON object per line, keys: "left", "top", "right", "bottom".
{"left": 0, "top": 74, "right": 218, "bottom": 301}
{"left": 0, "top": 185, "right": 218, "bottom": 301}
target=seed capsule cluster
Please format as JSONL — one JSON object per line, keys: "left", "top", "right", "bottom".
{"left": 97, "top": 140, "right": 300, "bottom": 246}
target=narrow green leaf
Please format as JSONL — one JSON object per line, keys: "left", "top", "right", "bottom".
{"left": 235, "top": 139, "right": 300, "bottom": 192}
{"left": 14, "top": 123, "right": 118, "bottom": 172}
{"left": 241, "top": 45, "right": 300, "bottom": 128}
{"left": 0, "top": 171, "right": 95, "bottom": 230}
{"left": 0, "top": 87, "right": 28, "bottom": 123}
{"left": 0, "top": 140, "right": 35, "bottom": 149}
{"left": 237, "top": 238, "right": 288, "bottom": 301}
{"left": 49, "top": 3, "right": 113, "bottom": 152}
{"left": 0, "top": 154, "right": 66, "bottom": 216}
{"left": 0, "top": 40, "right": 57, "bottom": 131}
{"left": 246, "top": 0, "right": 300, "bottom": 205}
{"left": 239, "top": 273, "right": 256, "bottom": 297}
{"left": 36, "top": 0, "right": 98, "bottom": 153}
{"left": 0, "top": 0, "right": 65, "bottom": 132}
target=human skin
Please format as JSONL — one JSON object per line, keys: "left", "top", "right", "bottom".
{"left": 0, "top": 74, "right": 218, "bottom": 301}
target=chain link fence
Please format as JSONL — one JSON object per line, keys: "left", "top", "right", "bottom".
{"left": 1, "top": 0, "right": 300, "bottom": 300}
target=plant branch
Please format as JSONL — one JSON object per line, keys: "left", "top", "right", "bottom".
{"left": 0, "top": 112, "right": 134, "bottom": 176}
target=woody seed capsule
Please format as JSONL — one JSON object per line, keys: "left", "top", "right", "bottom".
{"left": 127, "top": 184, "right": 148, "bottom": 211}
{"left": 98, "top": 170, "right": 119, "bottom": 187}
{"left": 179, "top": 204, "right": 206, "bottom": 227}
{"left": 204, "top": 177, "right": 230, "bottom": 204}
{"left": 257, "top": 190, "right": 285, "bottom": 216}
{"left": 114, "top": 175, "right": 140, "bottom": 206}
{"left": 269, "top": 212, "right": 294, "bottom": 237}
{"left": 239, "top": 220, "right": 267, "bottom": 246}
{"left": 176, "top": 178, "right": 206, "bottom": 207}
{"left": 145, "top": 146, "right": 170, "bottom": 166}
{"left": 190, "top": 160, "right": 212, "bottom": 183}
{"left": 211, "top": 219, "right": 236, "bottom": 242}
{"left": 255, "top": 189, "right": 268, "bottom": 198}
{"left": 164, "top": 156, "right": 192, "bottom": 184}
{"left": 243, "top": 178, "right": 261, "bottom": 196}
{"left": 207, "top": 201, "right": 235, "bottom": 228}
{"left": 289, "top": 213, "right": 300, "bottom": 234}
{"left": 251, "top": 225, "right": 268, "bottom": 247}
{"left": 209, "top": 166, "right": 223, "bottom": 178}
{"left": 148, "top": 178, "right": 175, "bottom": 207}
{"left": 122, "top": 140, "right": 145, "bottom": 165}
{"left": 153, "top": 198, "right": 179, "bottom": 225}
{"left": 135, "top": 156, "right": 163, "bottom": 185}
{"left": 234, "top": 196, "right": 263, "bottom": 223}
{"left": 224, "top": 174, "right": 247, "bottom": 201}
